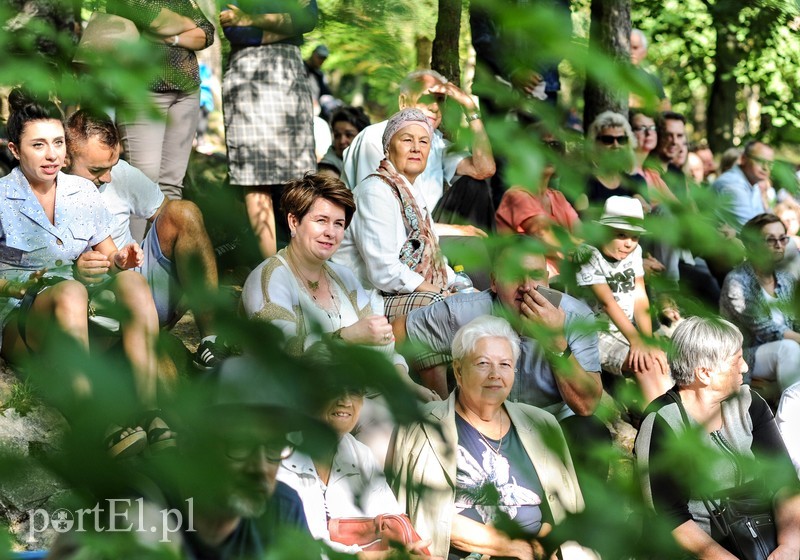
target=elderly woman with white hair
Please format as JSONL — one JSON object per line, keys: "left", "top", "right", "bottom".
{"left": 389, "top": 315, "right": 592, "bottom": 560}
{"left": 577, "top": 111, "right": 649, "bottom": 218}
{"left": 333, "top": 108, "right": 454, "bottom": 321}
{"left": 635, "top": 316, "right": 800, "bottom": 559}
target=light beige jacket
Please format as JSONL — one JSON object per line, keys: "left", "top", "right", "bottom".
{"left": 388, "top": 392, "right": 596, "bottom": 559}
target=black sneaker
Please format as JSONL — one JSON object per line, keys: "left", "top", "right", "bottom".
{"left": 193, "top": 339, "right": 230, "bottom": 370}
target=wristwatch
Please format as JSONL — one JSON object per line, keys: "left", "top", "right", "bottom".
{"left": 170, "top": 35, "right": 179, "bottom": 47}
{"left": 551, "top": 345, "right": 572, "bottom": 360}
{"left": 465, "top": 111, "right": 481, "bottom": 123}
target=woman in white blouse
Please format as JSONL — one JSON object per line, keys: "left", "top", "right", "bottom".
{"left": 242, "top": 174, "right": 440, "bottom": 466}
{"left": 241, "top": 173, "right": 439, "bottom": 402}
{"left": 278, "top": 379, "right": 434, "bottom": 558}
{"left": 332, "top": 108, "right": 454, "bottom": 322}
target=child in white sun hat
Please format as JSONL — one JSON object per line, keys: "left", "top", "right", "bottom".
{"left": 576, "top": 196, "right": 672, "bottom": 406}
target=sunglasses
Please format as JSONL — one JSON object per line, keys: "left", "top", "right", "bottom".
{"left": 632, "top": 125, "right": 657, "bottom": 134}
{"left": 597, "top": 135, "right": 629, "bottom": 146}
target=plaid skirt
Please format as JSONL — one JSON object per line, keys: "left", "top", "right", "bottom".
{"left": 383, "top": 291, "right": 445, "bottom": 323}
{"left": 223, "top": 43, "right": 316, "bottom": 186}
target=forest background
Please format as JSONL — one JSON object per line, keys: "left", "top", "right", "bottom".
{"left": 0, "top": 0, "right": 798, "bottom": 557}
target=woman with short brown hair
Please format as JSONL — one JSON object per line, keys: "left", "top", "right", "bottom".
{"left": 241, "top": 173, "right": 437, "bottom": 403}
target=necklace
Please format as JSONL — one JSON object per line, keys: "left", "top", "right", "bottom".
{"left": 287, "top": 247, "right": 322, "bottom": 291}
{"left": 322, "top": 274, "right": 342, "bottom": 328}
{"left": 286, "top": 249, "right": 342, "bottom": 325}
{"left": 458, "top": 401, "right": 505, "bottom": 455}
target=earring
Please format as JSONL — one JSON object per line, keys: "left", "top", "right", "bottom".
{"left": 290, "top": 231, "right": 296, "bottom": 238}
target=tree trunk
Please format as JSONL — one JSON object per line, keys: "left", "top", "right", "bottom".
{"left": 706, "top": 18, "right": 742, "bottom": 153}
{"left": 431, "top": 0, "right": 463, "bottom": 83}
{"left": 583, "top": 0, "right": 630, "bottom": 128}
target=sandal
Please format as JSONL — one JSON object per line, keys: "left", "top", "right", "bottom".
{"left": 143, "top": 413, "right": 177, "bottom": 453}
{"left": 105, "top": 424, "right": 147, "bottom": 459}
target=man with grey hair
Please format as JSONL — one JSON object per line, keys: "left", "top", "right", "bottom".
{"left": 713, "top": 140, "right": 776, "bottom": 232}
{"left": 341, "top": 69, "right": 497, "bottom": 234}
{"left": 630, "top": 28, "right": 670, "bottom": 111}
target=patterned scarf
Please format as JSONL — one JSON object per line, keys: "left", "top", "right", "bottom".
{"left": 368, "top": 159, "right": 448, "bottom": 291}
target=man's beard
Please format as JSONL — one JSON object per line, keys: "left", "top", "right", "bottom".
{"left": 225, "top": 492, "right": 268, "bottom": 518}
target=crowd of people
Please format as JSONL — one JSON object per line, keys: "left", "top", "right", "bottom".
{"left": 1, "top": 3, "right": 800, "bottom": 559}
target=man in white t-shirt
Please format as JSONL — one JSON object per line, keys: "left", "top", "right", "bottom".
{"left": 65, "top": 110, "right": 226, "bottom": 370}
{"left": 576, "top": 196, "right": 671, "bottom": 406}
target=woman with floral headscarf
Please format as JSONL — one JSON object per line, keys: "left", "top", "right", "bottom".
{"left": 333, "top": 108, "right": 454, "bottom": 321}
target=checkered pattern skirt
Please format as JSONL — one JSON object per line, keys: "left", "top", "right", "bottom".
{"left": 383, "top": 291, "right": 445, "bottom": 323}
{"left": 223, "top": 44, "right": 316, "bottom": 185}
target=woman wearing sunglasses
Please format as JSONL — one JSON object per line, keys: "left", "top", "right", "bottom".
{"left": 720, "top": 213, "right": 800, "bottom": 397}
{"left": 629, "top": 110, "right": 679, "bottom": 207}
{"left": 578, "top": 111, "right": 649, "bottom": 219}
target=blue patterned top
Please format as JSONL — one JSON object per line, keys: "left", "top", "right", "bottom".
{"left": 720, "top": 261, "right": 798, "bottom": 371}
{"left": 0, "top": 167, "right": 112, "bottom": 327}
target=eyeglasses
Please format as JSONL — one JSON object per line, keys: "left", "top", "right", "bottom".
{"left": 764, "top": 236, "right": 790, "bottom": 247}
{"left": 225, "top": 440, "right": 294, "bottom": 463}
{"left": 632, "top": 125, "right": 657, "bottom": 134}
{"left": 597, "top": 135, "right": 629, "bottom": 146}
{"left": 749, "top": 155, "right": 774, "bottom": 170}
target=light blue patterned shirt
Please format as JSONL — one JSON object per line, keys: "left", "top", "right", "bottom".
{"left": 0, "top": 167, "right": 112, "bottom": 328}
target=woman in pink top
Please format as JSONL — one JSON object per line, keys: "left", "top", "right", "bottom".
{"left": 495, "top": 133, "right": 580, "bottom": 279}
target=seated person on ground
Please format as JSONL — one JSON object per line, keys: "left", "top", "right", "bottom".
{"left": 242, "top": 173, "right": 440, "bottom": 467}
{"left": 318, "top": 106, "right": 370, "bottom": 179}
{"left": 712, "top": 140, "right": 775, "bottom": 233}
{"left": 64, "top": 110, "right": 225, "bottom": 370}
{"left": 389, "top": 315, "right": 597, "bottom": 560}
{"left": 495, "top": 128, "right": 580, "bottom": 280}
{"left": 634, "top": 316, "right": 800, "bottom": 560}
{"left": 240, "top": 173, "right": 435, "bottom": 401}
{"left": 575, "top": 196, "right": 671, "bottom": 406}
{"left": 393, "top": 236, "right": 610, "bottom": 483}
{"left": 278, "top": 348, "right": 432, "bottom": 558}
{"left": 47, "top": 354, "right": 323, "bottom": 560}
{"left": 575, "top": 111, "right": 648, "bottom": 218}
{"left": 0, "top": 89, "right": 171, "bottom": 459}
{"left": 630, "top": 110, "right": 676, "bottom": 207}
{"left": 719, "top": 213, "right": 800, "bottom": 396}
{"left": 342, "top": 69, "right": 495, "bottom": 235}
{"left": 333, "top": 109, "right": 457, "bottom": 322}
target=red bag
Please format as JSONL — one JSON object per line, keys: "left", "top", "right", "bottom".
{"left": 328, "top": 513, "right": 430, "bottom": 555}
